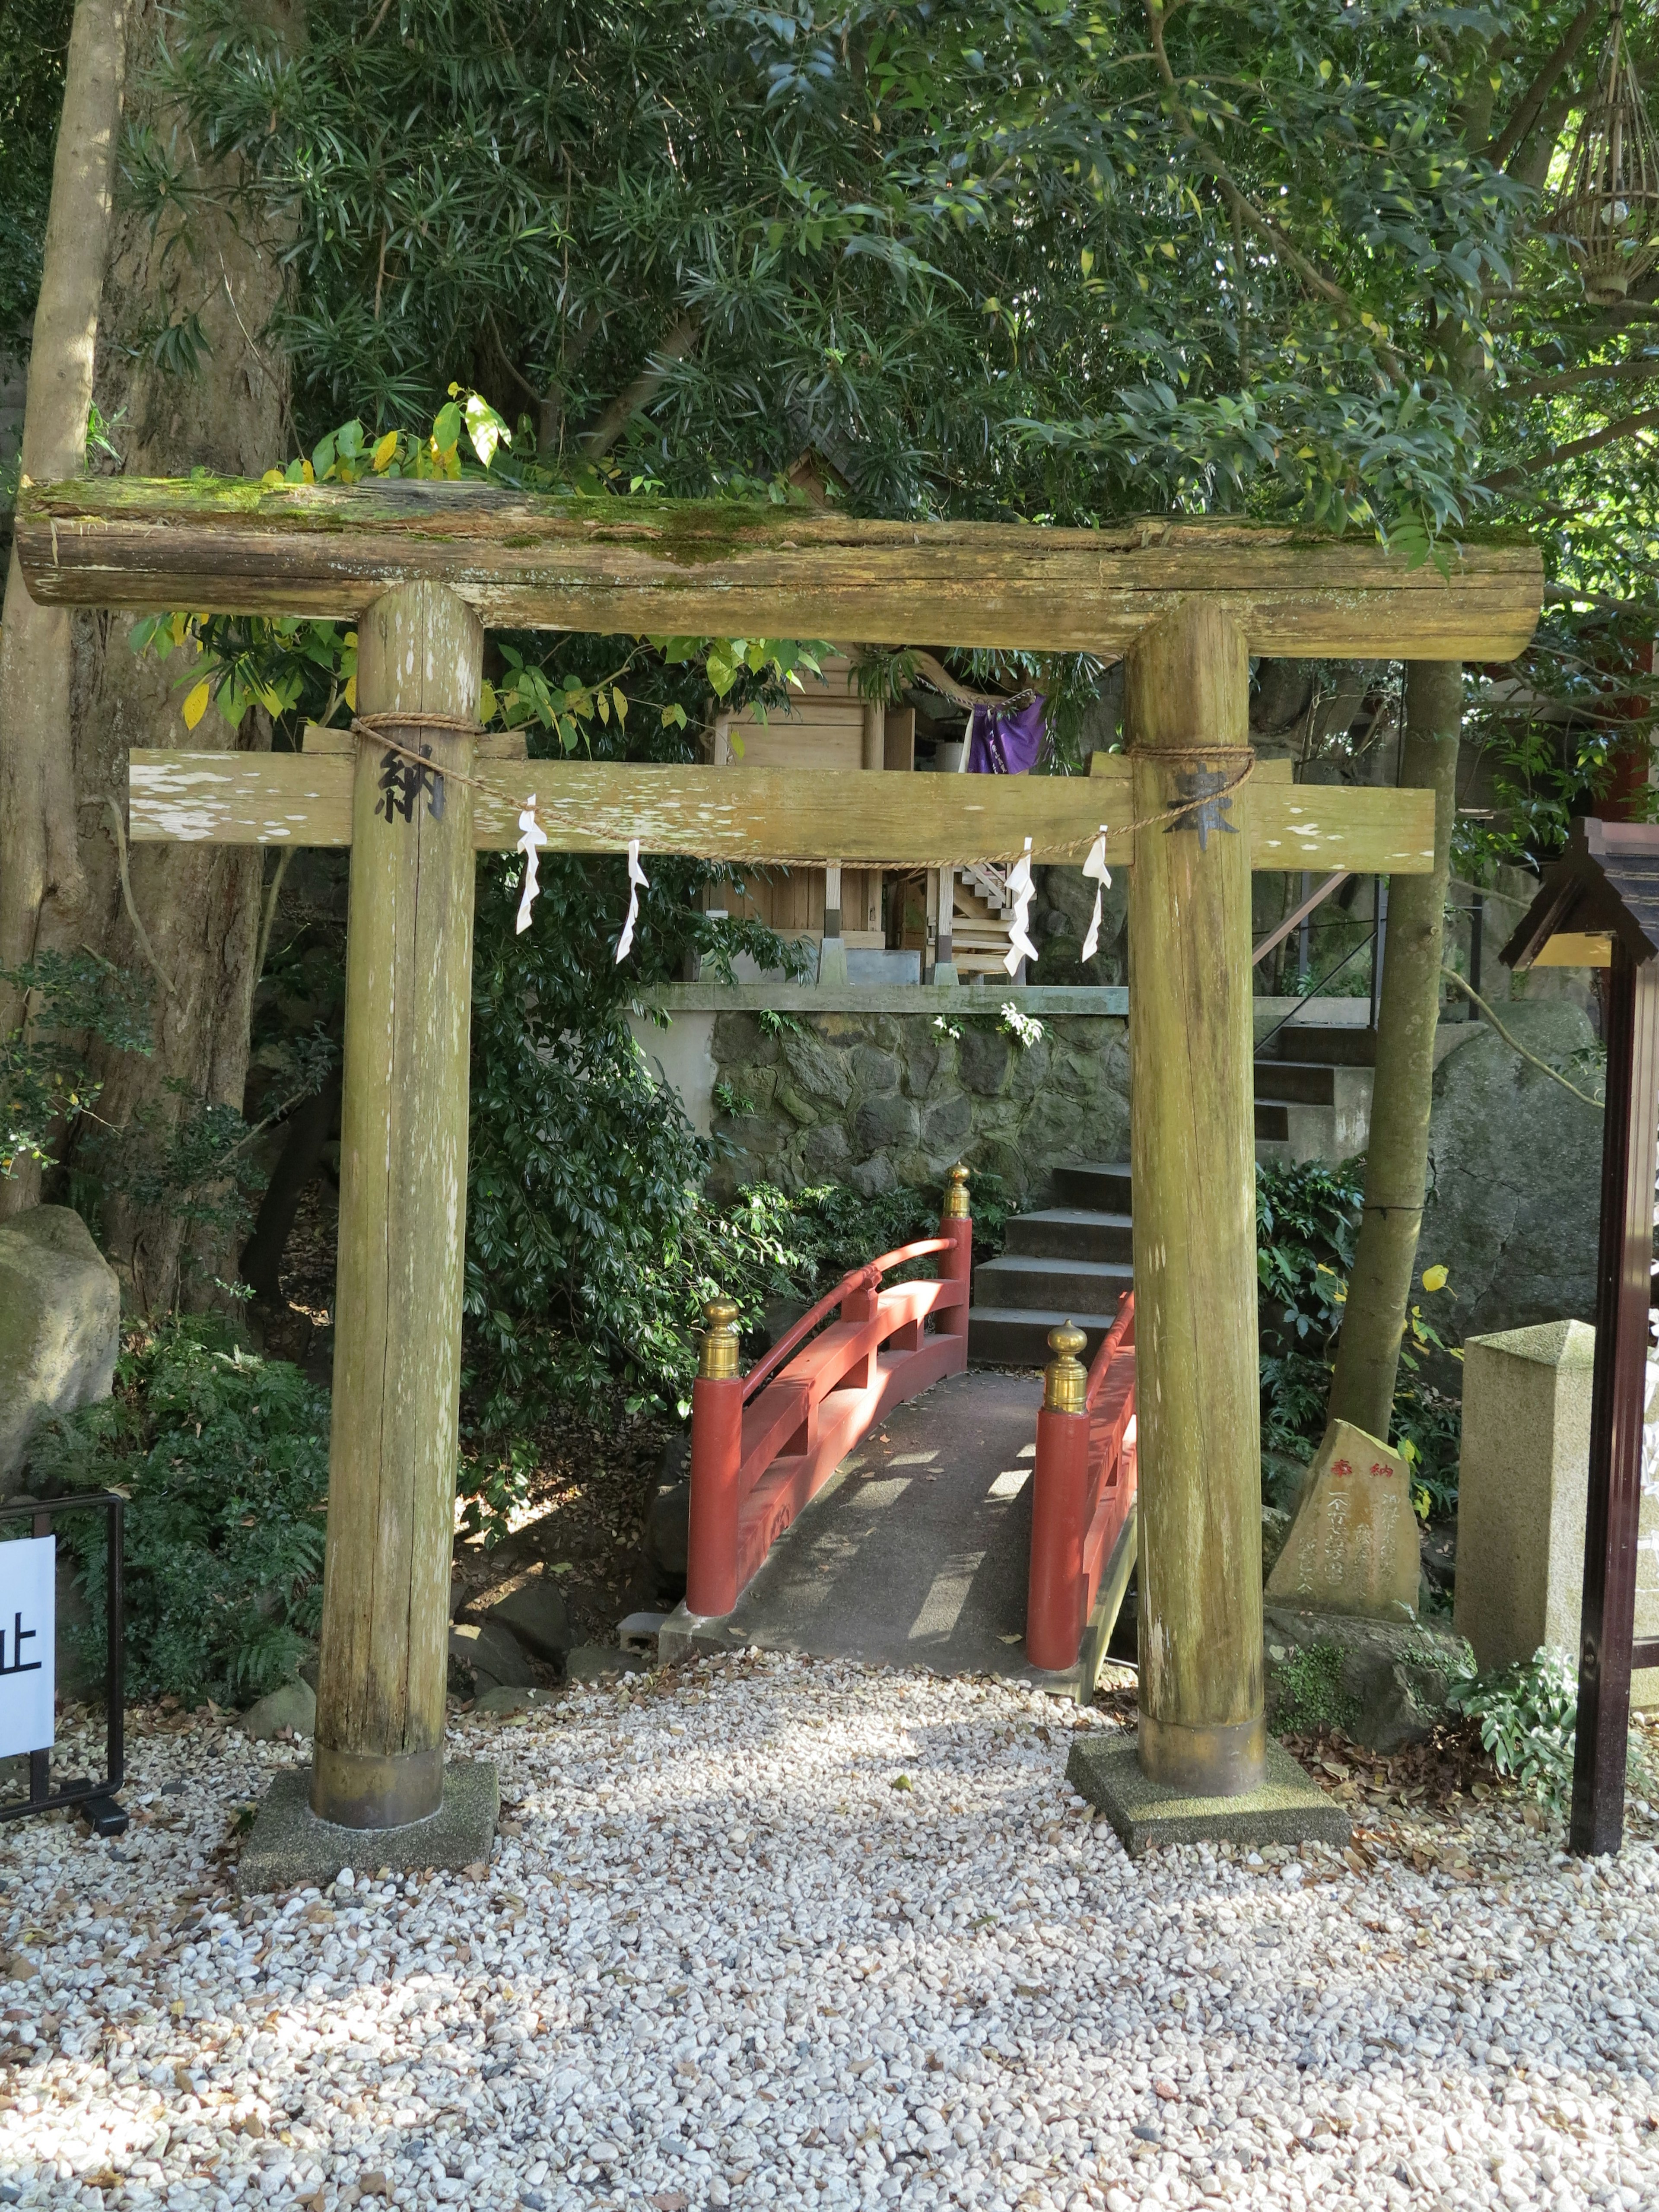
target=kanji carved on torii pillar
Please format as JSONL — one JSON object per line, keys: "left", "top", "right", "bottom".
{"left": 13, "top": 476, "right": 1541, "bottom": 1874}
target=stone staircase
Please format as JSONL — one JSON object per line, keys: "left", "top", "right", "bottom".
{"left": 967, "top": 1162, "right": 1133, "bottom": 1367}
{"left": 1253, "top": 1022, "right": 1376, "bottom": 1165}
{"left": 949, "top": 865, "right": 1017, "bottom": 978}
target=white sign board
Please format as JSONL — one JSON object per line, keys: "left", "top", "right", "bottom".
{"left": 0, "top": 1536, "right": 55, "bottom": 1759}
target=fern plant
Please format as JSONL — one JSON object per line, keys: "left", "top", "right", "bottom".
{"left": 32, "top": 1320, "right": 330, "bottom": 1706}
{"left": 1448, "top": 1646, "right": 1578, "bottom": 1815}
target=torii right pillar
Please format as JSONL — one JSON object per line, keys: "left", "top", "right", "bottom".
{"left": 1069, "top": 600, "right": 1351, "bottom": 1853}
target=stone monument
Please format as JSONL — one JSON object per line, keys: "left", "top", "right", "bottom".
{"left": 1458, "top": 1318, "right": 1659, "bottom": 1707}
{"left": 1265, "top": 1417, "right": 1420, "bottom": 1621}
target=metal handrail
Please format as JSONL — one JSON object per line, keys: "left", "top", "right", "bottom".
{"left": 1252, "top": 931, "right": 1376, "bottom": 1058}
{"left": 740, "top": 1236, "right": 955, "bottom": 1404}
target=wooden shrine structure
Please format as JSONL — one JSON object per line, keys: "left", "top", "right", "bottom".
{"left": 15, "top": 477, "right": 1543, "bottom": 1852}
{"left": 1503, "top": 818, "right": 1659, "bottom": 1856}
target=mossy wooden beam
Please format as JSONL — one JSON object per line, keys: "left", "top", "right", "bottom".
{"left": 19, "top": 475, "right": 1543, "bottom": 658}
{"left": 127, "top": 750, "right": 1438, "bottom": 871}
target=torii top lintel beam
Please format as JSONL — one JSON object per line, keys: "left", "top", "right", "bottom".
{"left": 16, "top": 477, "right": 1542, "bottom": 661}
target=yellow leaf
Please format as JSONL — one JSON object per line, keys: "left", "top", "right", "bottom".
{"left": 479, "top": 679, "right": 498, "bottom": 724}
{"left": 612, "top": 686, "right": 627, "bottom": 722}
{"left": 344, "top": 674, "right": 357, "bottom": 711}
{"left": 300, "top": 458, "right": 315, "bottom": 485}
{"left": 261, "top": 467, "right": 285, "bottom": 488}
{"left": 372, "top": 431, "right": 398, "bottom": 472}
{"left": 182, "top": 679, "right": 211, "bottom": 731}
{"left": 1421, "top": 1264, "right": 1448, "bottom": 1293}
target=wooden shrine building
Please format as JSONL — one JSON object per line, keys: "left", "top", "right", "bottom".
{"left": 15, "top": 478, "right": 1543, "bottom": 1865}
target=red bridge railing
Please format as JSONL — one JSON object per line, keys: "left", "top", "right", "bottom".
{"left": 686, "top": 1167, "right": 973, "bottom": 1619}
{"left": 1026, "top": 1294, "right": 1138, "bottom": 1673}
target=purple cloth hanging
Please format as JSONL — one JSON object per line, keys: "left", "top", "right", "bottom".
{"left": 966, "top": 696, "right": 1045, "bottom": 774}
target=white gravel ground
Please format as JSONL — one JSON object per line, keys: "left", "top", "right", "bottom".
{"left": 3, "top": 1652, "right": 1659, "bottom": 2212}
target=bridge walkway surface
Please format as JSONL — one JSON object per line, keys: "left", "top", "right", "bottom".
{"left": 666, "top": 1370, "right": 1119, "bottom": 1694}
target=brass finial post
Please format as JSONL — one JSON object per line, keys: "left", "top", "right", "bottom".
{"left": 698, "top": 1298, "right": 741, "bottom": 1380}
{"left": 944, "top": 1163, "right": 971, "bottom": 1219}
{"left": 1043, "top": 1322, "right": 1088, "bottom": 1414}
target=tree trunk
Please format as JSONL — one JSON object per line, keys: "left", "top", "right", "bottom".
{"left": 0, "top": 0, "right": 128, "bottom": 1214}
{"left": 58, "top": 0, "right": 296, "bottom": 1310}
{"left": 1326, "top": 659, "right": 1462, "bottom": 1439}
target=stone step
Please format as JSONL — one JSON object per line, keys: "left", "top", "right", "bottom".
{"left": 1255, "top": 1100, "right": 1290, "bottom": 1141}
{"left": 1264, "top": 1023, "right": 1379, "bottom": 1067}
{"left": 1002, "top": 1208, "right": 1134, "bottom": 1265}
{"left": 1050, "top": 1160, "right": 1133, "bottom": 1211}
{"left": 973, "top": 1253, "right": 1135, "bottom": 1316}
{"left": 968, "top": 1306, "right": 1122, "bottom": 1368}
{"left": 1253, "top": 1061, "right": 1343, "bottom": 1105}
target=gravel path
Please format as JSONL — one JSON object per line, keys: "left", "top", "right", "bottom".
{"left": 4, "top": 1654, "right": 1659, "bottom": 2212}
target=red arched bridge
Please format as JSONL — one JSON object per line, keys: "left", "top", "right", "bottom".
{"left": 660, "top": 1169, "right": 1138, "bottom": 1697}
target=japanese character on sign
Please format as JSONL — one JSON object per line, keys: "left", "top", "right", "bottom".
{"left": 0, "top": 1536, "right": 54, "bottom": 1761}
{"left": 1331, "top": 1458, "right": 1354, "bottom": 1478}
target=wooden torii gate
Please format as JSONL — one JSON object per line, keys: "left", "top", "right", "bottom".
{"left": 15, "top": 479, "right": 1542, "bottom": 1866}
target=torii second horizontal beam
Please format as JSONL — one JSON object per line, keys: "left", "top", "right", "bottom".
{"left": 128, "top": 751, "right": 1437, "bottom": 871}
{"left": 17, "top": 477, "right": 1542, "bottom": 661}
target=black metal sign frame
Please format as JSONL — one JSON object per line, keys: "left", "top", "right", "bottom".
{"left": 0, "top": 1493, "right": 126, "bottom": 1836}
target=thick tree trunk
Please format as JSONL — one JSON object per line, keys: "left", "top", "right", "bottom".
{"left": 1326, "top": 659, "right": 1462, "bottom": 1439}
{"left": 56, "top": 0, "right": 296, "bottom": 1311}
{"left": 0, "top": 0, "right": 128, "bottom": 1214}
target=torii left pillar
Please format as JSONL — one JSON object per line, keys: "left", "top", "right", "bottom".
{"left": 243, "top": 581, "right": 499, "bottom": 1886}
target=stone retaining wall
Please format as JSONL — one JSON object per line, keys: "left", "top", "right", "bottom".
{"left": 705, "top": 1010, "right": 1131, "bottom": 1204}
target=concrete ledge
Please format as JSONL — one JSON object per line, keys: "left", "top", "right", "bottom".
{"left": 1066, "top": 1732, "right": 1349, "bottom": 1857}
{"left": 657, "top": 1602, "right": 748, "bottom": 1665}
{"left": 237, "top": 1761, "right": 499, "bottom": 1894}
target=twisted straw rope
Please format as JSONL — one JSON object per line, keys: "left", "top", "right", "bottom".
{"left": 347, "top": 714, "right": 1256, "bottom": 866}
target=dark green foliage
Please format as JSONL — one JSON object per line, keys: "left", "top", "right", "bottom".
{"left": 1447, "top": 1646, "right": 1577, "bottom": 1815}
{"left": 1256, "top": 1159, "right": 1362, "bottom": 1459}
{"left": 1, "top": 951, "right": 154, "bottom": 1179}
{"left": 152, "top": 0, "right": 1550, "bottom": 543}
{"left": 1255, "top": 1156, "right": 1460, "bottom": 1519}
{"left": 1268, "top": 1641, "right": 1360, "bottom": 1738}
{"left": 31, "top": 1321, "right": 329, "bottom": 1706}
{"left": 0, "top": 0, "right": 72, "bottom": 361}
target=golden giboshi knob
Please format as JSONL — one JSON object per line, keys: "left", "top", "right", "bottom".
{"left": 1043, "top": 1321, "right": 1088, "bottom": 1415}
{"left": 699, "top": 1297, "right": 741, "bottom": 1380}
{"left": 943, "top": 1163, "right": 971, "bottom": 1219}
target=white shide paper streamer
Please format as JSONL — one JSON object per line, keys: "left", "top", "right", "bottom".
{"left": 615, "top": 838, "right": 649, "bottom": 963}
{"left": 1002, "top": 837, "right": 1039, "bottom": 977}
{"left": 515, "top": 796, "right": 548, "bottom": 935}
{"left": 1080, "top": 824, "right": 1111, "bottom": 963}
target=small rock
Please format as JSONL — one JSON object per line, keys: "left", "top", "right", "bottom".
{"left": 474, "top": 1684, "right": 558, "bottom": 1716}
{"left": 564, "top": 1642, "right": 648, "bottom": 1684}
{"left": 487, "top": 1569, "right": 573, "bottom": 1662}
{"left": 450, "top": 1618, "right": 536, "bottom": 1690}
{"left": 359, "top": 2172, "right": 392, "bottom": 2200}
{"left": 1264, "top": 1604, "right": 1474, "bottom": 1752}
{"left": 646, "top": 1475, "right": 691, "bottom": 1583}
{"left": 240, "top": 1678, "right": 317, "bottom": 1742}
